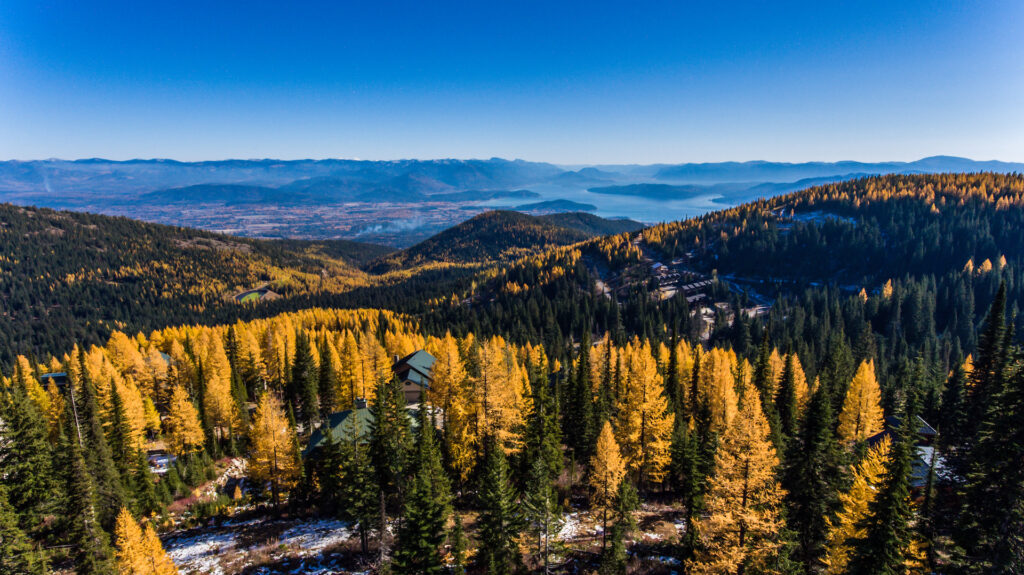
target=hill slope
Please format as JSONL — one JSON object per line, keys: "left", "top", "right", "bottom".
{"left": 367, "top": 210, "right": 637, "bottom": 272}
{"left": 0, "top": 203, "right": 388, "bottom": 362}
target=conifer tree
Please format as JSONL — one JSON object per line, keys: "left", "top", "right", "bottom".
{"left": 965, "top": 282, "right": 1008, "bottom": 438}
{"left": 317, "top": 334, "right": 339, "bottom": 415}
{"left": 847, "top": 392, "right": 921, "bottom": 575}
{"left": 450, "top": 512, "right": 467, "bottom": 575}
{"left": 392, "top": 410, "right": 450, "bottom": 574}
{"left": 0, "top": 484, "right": 47, "bottom": 575}
{"left": 164, "top": 383, "right": 205, "bottom": 456}
{"left": 73, "top": 354, "right": 130, "bottom": 532}
{"left": 523, "top": 454, "right": 561, "bottom": 574}
{"left": 522, "top": 358, "right": 563, "bottom": 484}
{"left": 369, "top": 375, "right": 413, "bottom": 562}
{"left": 340, "top": 436, "right": 379, "bottom": 555}
{"left": 823, "top": 436, "right": 891, "bottom": 574}
{"left": 954, "top": 351, "right": 1024, "bottom": 572}
{"left": 292, "top": 330, "right": 320, "bottom": 429}
{"left": 590, "top": 421, "right": 626, "bottom": 551}
{"left": 687, "top": 381, "right": 785, "bottom": 574}
{"left": 65, "top": 414, "right": 116, "bottom": 575}
{"left": 616, "top": 341, "right": 674, "bottom": 487}
{"left": 775, "top": 352, "right": 800, "bottom": 440}
{"left": 249, "top": 392, "right": 301, "bottom": 506}
{"left": 113, "top": 507, "right": 176, "bottom": 575}
{"left": 783, "top": 384, "right": 843, "bottom": 572}
{"left": 476, "top": 437, "right": 523, "bottom": 574}
{"left": 0, "top": 383, "right": 60, "bottom": 535}
{"left": 838, "top": 360, "right": 885, "bottom": 443}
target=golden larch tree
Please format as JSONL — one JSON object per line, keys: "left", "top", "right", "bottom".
{"left": 615, "top": 341, "right": 674, "bottom": 485}
{"left": 202, "top": 333, "right": 238, "bottom": 440}
{"left": 696, "top": 347, "right": 738, "bottom": 433}
{"left": 164, "top": 384, "right": 206, "bottom": 456}
{"left": 838, "top": 360, "right": 885, "bottom": 442}
{"left": 822, "top": 436, "right": 891, "bottom": 574}
{"left": 114, "top": 507, "right": 177, "bottom": 575}
{"left": 590, "top": 421, "right": 627, "bottom": 548}
{"left": 249, "top": 392, "right": 301, "bottom": 505}
{"left": 687, "top": 380, "right": 786, "bottom": 574}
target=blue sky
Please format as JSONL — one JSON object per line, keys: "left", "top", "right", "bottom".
{"left": 1, "top": 0, "right": 1021, "bottom": 163}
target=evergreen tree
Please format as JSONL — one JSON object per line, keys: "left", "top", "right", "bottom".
{"left": 317, "top": 334, "right": 338, "bottom": 416}
{"left": 522, "top": 358, "right": 562, "bottom": 484}
{"left": 292, "top": 330, "right": 320, "bottom": 429}
{"left": 393, "top": 410, "right": 450, "bottom": 574}
{"left": 522, "top": 455, "right": 561, "bottom": 574}
{"left": 0, "top": 484, "right": 47, "bottom": 575}
{"left": 776, "top": 351, "right": 800, "bottom": 440}
{"left": 0, "top": 383, "right": 60, "bottom": 535}
{"left": 476, "top": 437, "right": 523, "bottom": 574}
{"left": 73, "top": 354, "right": 130, "bottom": 532}
{"left": 450, "top": 512, "right": 467, "bottom": 575}
{"left": 848, "top": 392, "right": 921, "bottom": 575}
{"left": 369, "top": 375, "right": 413, "bottom": 562}
{"left": 954, "top": 352, "right": 1024, "bottom": 572}
{"left": 64, "top": 415, "right": 116, "bottom": 575}
{"left": 783, "top": 384, "right": 843, "bottom": 572}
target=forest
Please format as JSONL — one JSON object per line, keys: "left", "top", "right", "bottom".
{"left": 1, "top": 173, "right": 1023, "bottom": 574}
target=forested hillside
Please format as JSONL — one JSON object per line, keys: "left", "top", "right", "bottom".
{"left": 1, "top": 173, "right": 1024, "bottom": 574}
{"left": 366, "top": 210, "right": 638, "bottom": 272}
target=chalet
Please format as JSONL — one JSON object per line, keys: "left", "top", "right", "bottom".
{"left": 39, "top": 372, "right": 70, "bottom": 390}
{"left": 304, "top": 401, "right": 429, "bottom": 455}
{"left": 868, "top": 415, "right": 946, "bottom": 489}
{"left": 393, "top": 349, "right": 435, "bottom": 404}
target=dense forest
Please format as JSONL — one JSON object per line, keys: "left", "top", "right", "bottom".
{"left": 1, "top": 173, "right": 1023, "bottom": 573}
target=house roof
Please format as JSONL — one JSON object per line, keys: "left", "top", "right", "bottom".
{"left": 867, "top": 415, "right": 937, "bottom": 448}
{"left": 305, "top": 405, "right": 425, "bottom": 455}
{"left": 394, "top": 349, "right": 435, "bottom": 388}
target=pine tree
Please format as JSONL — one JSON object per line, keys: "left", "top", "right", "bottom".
{"left": 292, "top": 330, "right": 320, "bottom": 430}
{"left": 248, "top": 392, "right": 301, "bottom": 506}
{"left": 687, "top": 380, "right": 785, "bottom": 574}
{"left": 838, "top": 360, "right": 885, "bottom": 443}
{"left": 775, "top": 352, "right": 800, "bottom": 440}
{"left": 954, "top": 352, "right": 1024, "bottom": 572}
{"left": 522, "top": 358, "right": 563, "bottom": 485}
{"left": 523, "top": 455, "right": 561, "bottom": 574}
{"left": 369, "top": 375, "right": 413, "bottom": 562}
{"left": 590, "top": 421, "right": 626, "bottom": 551}
{"left": 392, "top": 410, "right": 450, "bottom": 574}
{"left": 317, "top": 334, "right": 338, "bottom": 416}
{"left": 0, "top": 484, "right": 47, "bottom": 575}
{"left": 340, "top": 437, "right": 379, "bottom": 555}
{"left": 65, "top": 413, "right": 116, "bottom": 575}
{"left": 0, "top": 383, "right": 60, "bottom": 535}
{"left": 964, "top": 282, "right": 1008, "bottom": 439}
{"left": 847, "top": 394, "right": 920, "bottom": 575}
{"left": 476, "top": 437, "right": 523, "bottom": 574}
{"left": 73, "top": 354, "right": 130, "bottom": 532}
{"left": 783, "top": 384, "right": 843, "bottom": 572}
{"left": 450, "top": 512, "right": 467, "bottom": 575}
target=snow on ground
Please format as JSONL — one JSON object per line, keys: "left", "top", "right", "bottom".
{"left": 163, "top": 516, "right": 356, "bottom": 575}
{"left": 165, "top": 530, "right": 238, "bottom": 575}
{"left": 557, "top": 513, "right": 581, "bottom": 541}
{"left": 278, "top": 518, "right": 354, "bottom": 556}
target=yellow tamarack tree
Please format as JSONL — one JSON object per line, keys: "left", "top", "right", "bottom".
{"left": 475, "top": 336, "right": 526, "bottom": 453}
{"left": 822, "top": 436, "right": 892, "bottom": 574}
{"left": 114, "top": 507, "right": 178, "bottom": 575}
{"left": 202, "top": 333, "right": 238, "bottom": 440}
{"left": 838, "top": 360, "right": 885, "bottom": 442}
{"left": 164, "top": 384, "right": 206, "bottom": 456}
{"left": 696, "top": 347, "right": 738, "bottom": 432}
{"left": 590, "top": 421, "right": 627, "bottom": 549}
{"left": 249, "top": 392, "right": 301, "bottom": 506}
{"left": 687, "top": 380, "right": 786, "bottom": 574}
{"left": 615, "top": 340, "right": 674, "bottom": 485}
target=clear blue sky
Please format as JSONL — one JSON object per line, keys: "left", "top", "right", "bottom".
{"left": 1, "top": 0, "right": 1021, "bottom": 164}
